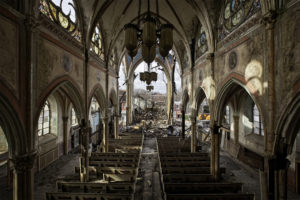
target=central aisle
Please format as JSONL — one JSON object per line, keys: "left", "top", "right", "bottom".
{"left": 134, "top": 134, "right": 163, "bottom": 200}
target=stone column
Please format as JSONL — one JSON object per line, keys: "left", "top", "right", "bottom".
{"left": 114, "top": 114, "right": 119, "bottom": 139}
{"left": 277, "top": 158, "right": 290, "bottom": 200}
{"left": 12, "top": 152, "right": 36, "bottom": 200}
{"left": 191, "top": 116, "right": 197, "bottom": 152}
{"left": 126, "top": 82, "right": 132, "bottom": 125}
{"left": 62, "top": 116, "right": 69, "bottom": 155}
{"left": 233, "top": 114, "right": 239, "bottom": 144}
{"left": 211, "top": 123, "right": 220, "bottom": 180}
{"left": 79, "top": 124, "right": 89, "bottom": 182}
{"left": 102, "top": 117, "right": 109, "bottom": 152}
{"left": 181, "top": 109, "right": 185, "bottom": 139}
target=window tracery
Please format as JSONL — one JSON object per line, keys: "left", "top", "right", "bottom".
{"left": 90, "top": 25, "right": 104, "bottom": 59}
{"left": 218, "top": 0, "right": 261, "bottom": 41}
{"left": 39, "top": 0, "right": 81, "bottom": 41}
{"left": 38, "top": 101, "right": 51, "bottom": 136}
{"left": 195, "top": 25, "right": 208, "bottom": 58}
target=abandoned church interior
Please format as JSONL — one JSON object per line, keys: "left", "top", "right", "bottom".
{"left": 0, "top": 0, "right": 300, "bottom": 199}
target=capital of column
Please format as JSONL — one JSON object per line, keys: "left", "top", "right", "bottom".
{"left": 12, "top": 152, "right": 37, "bottom": 172}
{"left": 205, "top": 53, "right": 214, "bottom": 61}
{"left": 262, "top": 10, "right": 277, "bottom": 30}
{"left": 24, "top": 15, "right": 39, "bottom": 32}
{"left": 62, "top": 116, "right": 69, "bottom": 122}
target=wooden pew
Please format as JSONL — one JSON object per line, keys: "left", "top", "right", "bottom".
{"left": 56, "top": 182, "right": 134, "bottom": 194}
{"left": 164, "top": 182, "right": 243, "bottom": 194}
{"left": 165, "top": 193, "right": 255, "bottom": 200}
{"left": 159, "top": 152, "right": 208, "bottom": 157}
{"left": 75, "top": 166, "right": 138, "bottom": 176}
{"left": 160, "top": 160, "right": 210, "bottom": 168}
{"left": 162, "top": 174, "right": 215, "bottom": 183}
{"left": 89, "top": 160, "right": 139, "bottom": 168}
{"left": 104, "top": 173, "right": 136, "bottom": 182}
{"left": 91, "top": 152, "right": 140, "bottom": 158}
{"left": 46, "top": 192, "right": 133, "bottom": 200}
{"left": 161, "top": 167, "right": 225, "bottom": 175}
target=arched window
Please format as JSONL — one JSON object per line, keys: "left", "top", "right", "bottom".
{"left": 90, "top": 25, "right": 104, "bottom": 59}
{"left": 90, "top": 97, "right": 101, "bottom": 133}
{"left": 195, "top": 25, "right": 208, "bottom": 58}
{"left": 39, "top": 0, "right": 81, "bottom": 41}
{"left": 71, "top": 107, "right": 78, "bottom": 126}
{"left": 225, "top": 105, "right": 230, "bottom": 126}
{"left": 253, "top": 104, "right": 264, "bottom": 136}
{"left": 38, "top": 101, "right": 51, "bottom": 136}
{"left": 218, "top": 0, "right": 261, "bottom": 40}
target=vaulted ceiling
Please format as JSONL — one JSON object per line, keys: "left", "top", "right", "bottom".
{"left": 76, "top": 0, "right": 221, "bottom": 71}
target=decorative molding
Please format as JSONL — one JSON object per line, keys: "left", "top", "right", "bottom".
{"left": 39, "top": 15, "right": 83, "bottom": 51}
{"left": 217, "top": 13, "right": 261, "bottom": 49}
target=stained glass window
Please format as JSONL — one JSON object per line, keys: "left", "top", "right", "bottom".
{"left": 90, "top": 25, "right": 104, "bottom": 59}
{"left": 71, "top": 107, "right": 78, "bottom": 126}
{"left": 38, "top": 101, "right": 51, "bottom": 136}
{"left": 253, "top": 104, "right": 264, "bottom": 136}
{"left": 195, "top": 25, "right": 208, "bottom": 58}
{"left": 219, "top": 0, "right": 261, "bottom": 41}
{"left": 39, "top": 0, "right": 81, "bottom": 41}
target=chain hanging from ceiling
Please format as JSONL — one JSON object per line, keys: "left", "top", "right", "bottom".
{"left": 124, "top": 0, "right": 173, "bottom": 88}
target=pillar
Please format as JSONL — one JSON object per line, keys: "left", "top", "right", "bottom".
{"left": 211, "top": 123, "right": 220, "bottom": 180}
{"left": 79, "top": 124, "right": 89, "bottom": 182}
{"left": 126, "top": 82, "right": 132, "bottom": 125}
{"left": 181, "top": 109, "right": 185, "bottom": 139}
{"left": 114, "top": 114, "right": 119, "bottom": 139}
{"left": 233, "top": 114, "right": 239, "bottom": 144}
{"left": 62, "top": 116, "right": 68, "bottom": 155}
{"left": 191, "top": 117, "right": 197, "bottom": 152}
{"left": 102, "top": 117, "right": 109, "bottom": 152}
{"left": 12, "top": 153, "right": 36, "bottom": 200}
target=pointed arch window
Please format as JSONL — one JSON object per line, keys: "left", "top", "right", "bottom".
{"left": 38, "top": 101, "right": 51, "bottom": 136}
{"left": 218, "top": 0, "right": 261, "bottom": 40}
{"left": 195, "top": 25, "right": 208, "bottom": 58}
{"left": 71, "top": 107, "right": 78, "bottom": 126}
{"left": 90, "top": 97, "right": 101, "bottom": 133}
{"left": 225, "top": 105, "right": 231, "bottom": 126}
{"left": 39, "top": 0, "right": 81, "bottom": 41}
{"left": 91, "top": 25, "right": 104, "bottom": 59}
{"left": 253, "top": 104, "right": 264, "bottom": 136}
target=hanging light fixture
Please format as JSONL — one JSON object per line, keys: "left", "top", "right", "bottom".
{"left": 124, "top": 0, "right": 173, "bottom": 88}
{"left": 124, "top": 0, "right": 174, "bottom": 64}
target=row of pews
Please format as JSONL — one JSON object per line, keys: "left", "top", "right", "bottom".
{"left": 157, "top": 137, "right": 255, "bottom": 200}
{"left": 46, "top": 133, "right": 143, "bottom": 200}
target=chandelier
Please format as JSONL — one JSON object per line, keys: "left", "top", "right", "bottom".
{"left": 124, "top": 0, "right": 174, "bottom": 64}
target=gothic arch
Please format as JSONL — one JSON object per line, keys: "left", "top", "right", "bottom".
{"left": 88, "top": 84, "right": 107, "bottom": 112}
{"left": 274, "top": 91, "right": 300, "bottom": 155}
{"left": 0, "top": 95, "right": 27, "bottom": 155}
{"left": 194, "top": 87, "right": 209, "bottom": 113}
{"left": 182, "top": 89, "right": 190, "bottom": 112}
{"left": 109, "top": 89, "right": 118, "bottom": 109}
{"left": 35, "top": 76, "right": 84, "bottom": 132}
{"left": 214, "top": 77, "right": 265, "bottom": 128}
